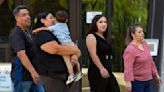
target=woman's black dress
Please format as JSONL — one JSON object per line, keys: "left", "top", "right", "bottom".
{"left": 88, "top": 33, "right": 120, "bottom": 92}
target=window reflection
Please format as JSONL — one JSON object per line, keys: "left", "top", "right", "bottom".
{"left": 0, "top": 0, "right": 13, "bottom": 62}
{"left": 28, "top": 0, "right": 69, "bottom": 18}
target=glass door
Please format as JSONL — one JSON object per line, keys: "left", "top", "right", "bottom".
{"left": 0, "top": 0, "right": 14, "bottom": 62}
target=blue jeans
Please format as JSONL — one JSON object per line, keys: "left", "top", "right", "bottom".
{"left": 13, "top": 80, "right": 33, "bottom": 92}
{"left": 13, "top": 80, "right": 45, "bottom": 92}
{"left": 31, "top": 83, "right": 45, "bottom": 92}
{"left": 132, "top": 80, "right": 152, "bottom": 92}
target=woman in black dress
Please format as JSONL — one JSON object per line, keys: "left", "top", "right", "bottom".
{"left": 86, "top": 15, "right": 120, "bottom": 92}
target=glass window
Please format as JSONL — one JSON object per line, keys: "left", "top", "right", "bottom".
{"left": 0, "top": 0, "right": 14, "bottom": 62}
{"left": 27, "top": 0, "right": 69, "bottom": 19}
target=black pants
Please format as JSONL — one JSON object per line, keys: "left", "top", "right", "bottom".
{"left": 40, "top": 74, "right": 79, "bottom": 92}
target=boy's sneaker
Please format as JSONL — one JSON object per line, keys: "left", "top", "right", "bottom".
{"left": 66, "top": 75, "right": 75, "bottom": 85}
{"left": 74, "top": 72, "right": 83, "bottom": 82}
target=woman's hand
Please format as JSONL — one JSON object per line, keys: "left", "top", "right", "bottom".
{"left": 99, "top": 67, "right": 110, "bottom": 78}
{"left": 125, "top": 81, "right": 132, "bottom": 92}
{"left": 155, "top": 73, "right": 162, "bottom": 86}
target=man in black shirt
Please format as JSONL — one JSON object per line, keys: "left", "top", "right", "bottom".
{"left": 9, "top": 5, "right": 44, "bottom": 92}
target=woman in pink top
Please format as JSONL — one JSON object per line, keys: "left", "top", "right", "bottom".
{"left": 123, "top": 24, "right": 161, "bottom": 92}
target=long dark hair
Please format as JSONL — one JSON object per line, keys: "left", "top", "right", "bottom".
{"left": 125, "top": 24, "right": 144, "bottom": 45}
{"left": 87, "top": 15, "right": 109, "bottom": 39}
{"left": 32, "top": 12, "right": 49, "bottom": 30}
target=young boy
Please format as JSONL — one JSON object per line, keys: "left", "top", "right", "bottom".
{"left": 33, "top": 10, "right": 83, "bottom": 85}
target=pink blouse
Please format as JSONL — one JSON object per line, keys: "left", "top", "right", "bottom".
{"left": 123, "top": 41, "right": 158, "bottom": 81}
